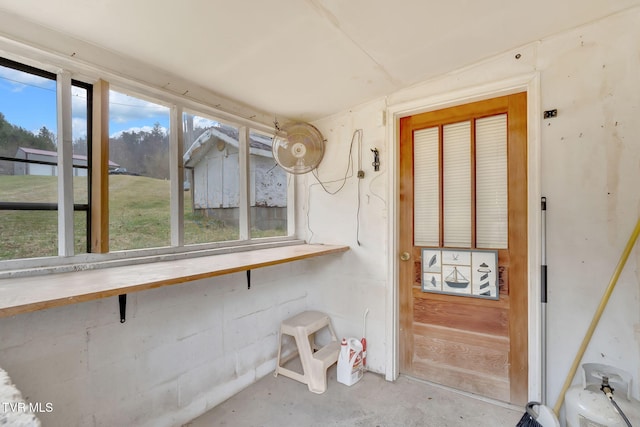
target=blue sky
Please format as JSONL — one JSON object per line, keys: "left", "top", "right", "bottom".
{"left": 0, "top": 63, "right": 171, "bottom": 140}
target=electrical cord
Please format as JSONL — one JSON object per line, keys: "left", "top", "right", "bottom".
{"left": 306, "top": 129, "right": 363, "bottom": 244}
{"left": 310, "top": 129, "right": 360, "bottom": 195}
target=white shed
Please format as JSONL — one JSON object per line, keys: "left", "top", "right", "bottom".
{"left": 183, "top": 126, "right": 287, "bottom": 229}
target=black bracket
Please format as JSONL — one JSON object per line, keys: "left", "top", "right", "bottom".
{"left": 543, "top": 109, "right": 557, "bottom": 119}
{"left": 119, "top": 294, "right": 127, "bottom": 323}
{"left": 247, "top": 269, "right": 251, "bottom": 290}
{"left": 371, "top": 148, "right": 380, "bottom": 171}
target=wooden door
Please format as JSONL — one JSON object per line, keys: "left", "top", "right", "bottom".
{"left": 399, "top": 93, "right": 528, "bottom": 405}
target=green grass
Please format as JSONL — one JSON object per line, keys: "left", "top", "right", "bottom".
{"left": 0, "top": 174, "right": 286, "bottom": 260}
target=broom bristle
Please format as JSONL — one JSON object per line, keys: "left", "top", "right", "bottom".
{"left": 515, "top": 409, "right": 544, "bottom": 427}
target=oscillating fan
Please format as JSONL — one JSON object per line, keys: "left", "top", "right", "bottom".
{"left": 272, "top": 122, "right": 325, "bottom": 174}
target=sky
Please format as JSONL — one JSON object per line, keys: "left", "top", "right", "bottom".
{"left": 0, "top": 62, "right": 172, "bottom": 141}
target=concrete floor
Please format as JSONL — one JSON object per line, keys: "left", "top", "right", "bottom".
{"left": 185, "top": 365, "right": 524, "bottom": 427}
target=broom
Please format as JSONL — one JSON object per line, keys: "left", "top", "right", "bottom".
{"left": 516, "top": 402, "right": 558, "bottom": 427}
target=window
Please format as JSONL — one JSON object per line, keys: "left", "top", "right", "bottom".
{"left": 182, "top": 114, "right": 290, "bottom": 243}
{"left": 109, "top": 90, "right": 171, "bottom": 251}
{"left": 183, "top": 112, "right": 240, "bottom": 243}
{"left": 0, "top": 58, "right": 91, "bottom": 261}
{"left": 249, "top": 130, "right": 288, "bottom": 238}
{"left": 0, "top": 55, "right": 294, "bottom": 267}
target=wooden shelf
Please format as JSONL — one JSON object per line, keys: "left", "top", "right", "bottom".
{"left": 0, "top": 244, "right": 349, "bottom": 318}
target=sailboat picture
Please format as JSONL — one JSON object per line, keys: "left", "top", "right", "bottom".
{"left": 442, "top": 265, "right": 472, "bottom": 294}
{"left": 421, "top": 248, "right": 498, "bottom": 299}
{"left": 444, "top": 266, "right": 470, "bottom": 288}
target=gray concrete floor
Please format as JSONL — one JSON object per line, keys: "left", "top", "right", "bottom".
{"left": 185, "top": 365, "right": 524, "bottom": 427}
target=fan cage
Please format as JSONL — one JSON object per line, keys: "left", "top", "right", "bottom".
{"left": 272, "top": 122, "right": 325, "bottom": 174}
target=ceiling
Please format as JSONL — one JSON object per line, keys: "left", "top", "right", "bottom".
{"left": 0, "top": 0, "right": 639, "bottom": 122}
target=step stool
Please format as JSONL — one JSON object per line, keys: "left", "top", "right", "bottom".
{"left": 274, "top": 310, "right": 340, "bottom": 394}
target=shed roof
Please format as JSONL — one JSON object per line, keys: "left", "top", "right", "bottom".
{"left": 17, "top": 147, "right": 120, "bottom": 167}
{"left": 183, "top": 125, "right": 273, "bottom": 168}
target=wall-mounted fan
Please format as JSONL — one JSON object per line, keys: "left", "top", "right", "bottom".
{"left": 272, "top": 122, "right": 325, "bottom": 174}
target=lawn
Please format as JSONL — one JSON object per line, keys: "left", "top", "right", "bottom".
{"left": 0, "top": 174, "right": 285, "bottom": 260}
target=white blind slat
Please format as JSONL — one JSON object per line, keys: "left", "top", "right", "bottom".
{"left": 476, "top": 114, "right": 508, "bottom": 248}
{"left": 414, "top": 127, "right": 440, "bottom": 246}
{"left": 443, "top": 121, "right": 471, "bottom": 247}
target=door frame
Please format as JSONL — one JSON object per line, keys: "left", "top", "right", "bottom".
{"left": 385, "top": 71, "right": 543, "bottom": 402}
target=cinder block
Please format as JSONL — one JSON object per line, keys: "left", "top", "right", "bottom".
{"left": 177, "top": 356, "right": 236, "bottom": 408}
{"left": 91, "top": 379, "right": 179, "bottom": 427}
{"left": 1, "top": 332, "right": 86, "bottom": 386}
{"left": 235, "top": 333, "right": 278, "bottom": 376}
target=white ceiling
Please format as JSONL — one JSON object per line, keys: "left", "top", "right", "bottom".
{"left": 0, "top": 0, "right": 639, "bottom": 121}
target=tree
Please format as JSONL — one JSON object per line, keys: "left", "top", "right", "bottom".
{"left": 73, "top": 137, "right": 88, "bottom": 156}
{"left": 0, "top": 114, "right": 51, "bottom": 156}
{"left": 107, "top": 123, "right": 169, "bottom": 178}
{"left": 35, "top": 126, "right": 57, "bottom": 151}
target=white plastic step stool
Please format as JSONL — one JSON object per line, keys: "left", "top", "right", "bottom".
{"left": 274, "top": 310, "right": 340, "bottom": 394}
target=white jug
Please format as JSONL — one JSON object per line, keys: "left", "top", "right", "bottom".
{"left": 337, "top": 337, "right": 363, "bottom": 386}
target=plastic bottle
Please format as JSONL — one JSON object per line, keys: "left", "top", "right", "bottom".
{"left": 337, "top": 337, "right": 363, "bottom": 386}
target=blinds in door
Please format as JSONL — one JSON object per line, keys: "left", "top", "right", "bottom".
{"left": 476, "top": 114, "right": 508, "bottom": 248}
{"left": 443, "top": 121, "right": 472, "bottom": 247}
{"left": 412, "top": 114, "right": 508, "bottom": 249}
{"left": 414, "top": 127, "right": 439, "bottom": 246}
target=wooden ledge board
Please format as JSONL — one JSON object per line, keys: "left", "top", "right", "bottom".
{"left": 0, "top": 244, "right": 349, "bottom": 318}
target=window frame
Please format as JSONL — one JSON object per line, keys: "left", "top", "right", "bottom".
{"left": 0, "top": 54, "right": 298, "bottom": 275}
{"left": 0, "top": 57, "right": 94, "bottom": 259}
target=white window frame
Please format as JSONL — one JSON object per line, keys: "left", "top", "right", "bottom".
{"left": 0, "top": 48, "right": 298, "bottom": 276}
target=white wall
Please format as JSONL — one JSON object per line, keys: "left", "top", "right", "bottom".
{"left": 537, "top": 8, "right": 640, "bottom": 407}
{"left": 2, "top": 5, "right": 640, "bottom": 427}
{"left": 294, "top": 101, "right": 389, "bottom": 376}
{"left": 301, "top": 4, "right": 640, "bottom": 415}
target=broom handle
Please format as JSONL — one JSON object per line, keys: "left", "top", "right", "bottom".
{"left": 553, "top": 217, "right": 640, "bottom": 416}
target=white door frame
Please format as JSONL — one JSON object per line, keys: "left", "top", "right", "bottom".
{"left": 385, "top": 71, "right": 543, "bottom": 402}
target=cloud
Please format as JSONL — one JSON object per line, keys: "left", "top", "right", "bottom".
{"left": 192, "top": 115, "right": 218, "bottom": 129}
{"left": 72, "top": 86, "right": 89, "bottom": 119}
{"left": 72, "top": 117, "right": 88, "bottom": 140}
{"left": 109, "top": 90, "right": 169, "bottom": 124}
{"left": 0, "top": 65, "right": 55, "bottom": 93}
{"left": 110, "top": 125, "right": 168, "bottom": 139}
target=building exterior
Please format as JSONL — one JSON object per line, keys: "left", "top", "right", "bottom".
{"left": 183, "top": 126, "right": 287, "bottom": 230}
{"left": 13, "top": 147, "right": 119, "bottom": 176}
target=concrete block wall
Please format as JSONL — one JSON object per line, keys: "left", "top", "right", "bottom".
{"left": 0, "top": 256, "right": 347, "bottom": 426}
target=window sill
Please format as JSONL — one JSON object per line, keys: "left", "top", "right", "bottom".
{"left": 0, "top": 243, "right": 349, "bottom": 318}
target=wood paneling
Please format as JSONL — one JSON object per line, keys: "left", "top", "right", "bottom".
{"left": 399, "top": 92, "right": 528, "bottom": 406}
{"left": 399, "top": 115, "right": 416, "bottom": 372}
{"left": 91, "top": 79, "right": 109, "bottom": 253}
{"left": 0, "top": 244, "right": 349, "bottom": 318}
{"left": 413, "top": 319, "right": 510, "bottom": 402}
{"left": 412, "top": 294, "right": 509, "bottom": 337}
{"left": 413, "top": 324, "right": 509, "bottom": 376}
{"left": 411, "top": 358, "right": 511, "bottom": 402}
{"left": 507, "top": 91, "right": 529, "bottom": 404}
